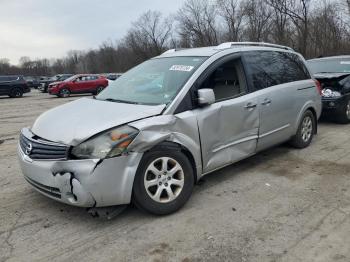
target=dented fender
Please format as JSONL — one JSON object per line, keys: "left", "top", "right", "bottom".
{"left": 128, "top": 112, "right": 203, "bottom": 179}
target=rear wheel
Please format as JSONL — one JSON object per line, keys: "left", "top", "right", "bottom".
{"left": 335, "top": 98, "right": 350, "bottom": 124}
{"left": 9, "top": 88, "right": 23, "bottom": 98}
{"left": 58, "top": 88, "right": 70, "bottom": 98}
{"left": 133, "top": 149, "right": 194, "bottom": 215}
{"left": 290, "top": 110, "right": 315, "bottom": 148}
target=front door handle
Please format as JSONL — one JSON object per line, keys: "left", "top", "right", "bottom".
{"left": 261, "top": 98, "right": 271, "bottom": 106}
{"left": 244, "top": 102, "right": 257, "bottom": 110}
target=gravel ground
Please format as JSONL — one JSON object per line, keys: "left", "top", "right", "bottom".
{"left": 1, "top": 90, "right": 350, "bottom": 262}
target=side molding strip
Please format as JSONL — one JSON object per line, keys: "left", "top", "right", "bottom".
{"left": 212, "top": 135, "right": 258, "bottom": 153}
{"left": 259, "top": 124, "right": 290, "bottom": 138}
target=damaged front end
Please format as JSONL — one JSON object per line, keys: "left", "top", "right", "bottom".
{"left": 314, "top": 73, "right": 350, "bottom": 110}
{"left": 17, "top": 128, "right": 143, "bottom": 207}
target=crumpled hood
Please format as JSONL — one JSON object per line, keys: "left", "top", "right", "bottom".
{"left": 31, "top": 98, "right": 165, "bottom": 145}
{"left": 314, "top": 72, "right": 350, "bottom": 79}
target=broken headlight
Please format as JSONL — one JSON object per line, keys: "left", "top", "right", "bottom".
{"left": 71, "top": 126, "right": 139, "bottom": 159}
{"left": 322, "top": 89, "right": 341, "bottom": 98}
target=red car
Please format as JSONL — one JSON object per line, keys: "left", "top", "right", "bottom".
{"left": 48, "top": 74, "right": 108, "bottom": 97}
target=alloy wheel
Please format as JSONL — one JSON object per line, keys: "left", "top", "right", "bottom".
{"left": 144, "top": 157, "right": 184, "bottom": 203}
{"left": 301, "top": 116, "right": 313, "bottom": 142}
{"left": 60, "top": 89, "right": 70, "bottom": 98}
{"left": 346, "top": 100, "right": 350, "bottom": 120}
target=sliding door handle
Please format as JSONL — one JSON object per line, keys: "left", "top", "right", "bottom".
{"left": 244, "top": 102, "right": 257, "bottom": 109}
{"left": 261, "top": 98, "right": 271, "bottom": 106}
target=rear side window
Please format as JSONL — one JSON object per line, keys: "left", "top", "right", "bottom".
{"left": 0, "top": 76, "right": 9, "bottom": 82}
{"left": 243, "top": 51, "right": 310, "bottom": 91}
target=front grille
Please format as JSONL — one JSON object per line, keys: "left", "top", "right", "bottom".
{"left": 19, "top": 132, "right": 68, "bottom": 160}
{"left": 25, "top": 176, "right": 61, "bottom": 199}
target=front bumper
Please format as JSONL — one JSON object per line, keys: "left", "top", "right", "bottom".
{"left": 23, "top": 86, "right": 31, "bottom": 93}
{"left": 48, "top": 88, "right": 58, "bottom": 95}
{"left": 17, "top": 141, "right": 143, "bottom": 207}
{"left": 322, "top": 96, "right": 347, "bottom": 111}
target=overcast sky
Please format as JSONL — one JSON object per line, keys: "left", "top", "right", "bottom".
{"left": 0, "top": 0, "right": 185, "bottom": 65}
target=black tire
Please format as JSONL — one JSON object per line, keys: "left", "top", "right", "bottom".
{"left": 335, "top": 98, "right": 350, "bottom": 124}
{"left": 9, "top": 88, "right": 23, "bottom": 98}
{"left": 94, "top": 86, "right": 104, "bottom": 95}
{"left": 58, "top": 88, "right": 70, "bottom": 98}
{"left": 290, "top": 110, "right": 315, "bottom": 148}
{"left": 132, "top": 149, "right": 194, "bottom": 215}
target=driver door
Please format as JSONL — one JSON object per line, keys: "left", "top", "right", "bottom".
{"left": 193, "top": 57, "right": 260, "bottom": 173}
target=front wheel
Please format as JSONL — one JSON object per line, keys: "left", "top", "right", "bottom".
{"left": 94, "top": 86, "right": 104, "bottom": 95}
{"left": 9, "top": 88, "right": 23, "bottom": 98}
{"left": 335, "top": 98, "right": 350, "bottom": 124}
{"left": 290, "top": 110, "right": 315, "bottom": 148}
{"left": 132, "top": 150, "right": 194, "bottom": 215}
{"left": 58, "top": 88, "right": 70, "bottom": 98}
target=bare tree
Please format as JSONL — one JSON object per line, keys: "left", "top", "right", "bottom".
{"left": 308, "top": 1, "right": 350, "bottom": 57}
{"left": 176, "top": 0, "right": 220, "bottom": 47}
{"left": 125, "top": 10, "right": 172, "bottom": 59}
{"left": 217, "top": 0, "right": 244, "bottom": 41}
{"left": 268, "top": 1, "right": 292, "bottom": 45}
{"left": 242, "top": 0, "right": 272, "bottom": 41}
{"left": 266, "top": 0, "right": 312, "bottom": 56}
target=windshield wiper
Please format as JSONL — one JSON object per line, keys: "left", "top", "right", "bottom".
{"left": 104, "top": 98, "right": 140, "bottom": 104}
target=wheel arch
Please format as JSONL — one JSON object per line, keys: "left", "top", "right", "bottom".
{"left": 294, "top": 102, "right": 318, "bottom": 135}
{"left": 147, "top": 141, "right": 198, "bottom": 183}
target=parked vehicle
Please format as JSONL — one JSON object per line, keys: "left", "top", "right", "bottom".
{"left": 0, "top": 75, "right": 30, "bottom": 98}
{"left": 101, "top": 73, "right": 122, "bottom": 81}
{"left": 18, "top": 42, "right": 321, "bottom": 215}
{"left": 39, "top": 74, "right": 73, "bottom": 92}
{"left": 308, "top": 56, "right": 350, "bottom": 123}
{"left": 24, "top": 76, "right": 41, "bottom": 89}
{"left": 48, "top": 74, "right": 108, "bottom": 97}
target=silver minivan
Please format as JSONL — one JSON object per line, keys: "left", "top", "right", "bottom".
{"left": 18, "top": 42, "right": 322, "bottom": 215}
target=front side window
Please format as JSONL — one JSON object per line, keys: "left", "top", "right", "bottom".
{"left": 97, "top": 56, "right": 207, "bottom": 105}
{"left": 199, "top": 59, "right": 245, "bottom": 102}
{"left": 243, "top": 51, "right": 310, "bottom": 91}
{"left": 64, "top": 76, "right": 76, "bottom": 82}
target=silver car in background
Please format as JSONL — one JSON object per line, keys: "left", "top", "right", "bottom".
{"left": 18, "top": 42, "right": 322, "bottom": 215}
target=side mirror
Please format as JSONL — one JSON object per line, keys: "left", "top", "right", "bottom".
{"left": 197, "top": 88, "right": 215, "bottom": 106}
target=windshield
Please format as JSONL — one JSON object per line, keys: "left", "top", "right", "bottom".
{"left": 308, "top": 58, "right": 350, "bottom": 74}
{"left": 64, "top": 75, "right": 77, "bottom": 82}
{"left": 50, "top": 75, "right": 59, "bottom": 81}
{"left": 97, "top": 56, "right": 207, "bottom": 105}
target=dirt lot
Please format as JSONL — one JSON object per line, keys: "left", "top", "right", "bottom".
{"left": 1, "top": 90, "right": 350, "bottom": 262}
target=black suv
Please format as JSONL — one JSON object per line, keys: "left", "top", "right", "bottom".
{"left": 308, "top": 56, "right": 350, "bottom": 123}
{"left": 0, "top": 75, "right": 30, "bottom": 98}
{"left": 39, "top": 74, "right": 73, "bottom": 93}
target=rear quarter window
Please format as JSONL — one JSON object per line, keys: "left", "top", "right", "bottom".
{"left": 0, "top": 76, "right": 9, "bottom": 82}
{"left": 243, "top": 51, "right": 310, "bottom": 91}
{"left": 9, "top": 76, "right": 19, "bottom": 81}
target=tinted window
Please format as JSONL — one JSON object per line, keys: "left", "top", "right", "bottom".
{"left": 243, "top": 51, "right": 310, "bottom": 91}
{"left": 200, "top": 59, "right": 245, "bottom": 102}
{"left": 0, "top": 76, "right": 9, "bottom": 82}
{"left": 10, "top": 76, "right": 20, "bottom": 81}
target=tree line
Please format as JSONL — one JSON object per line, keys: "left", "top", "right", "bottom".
{"left": 1, "top": 0, "right": 350, "bottom": 76}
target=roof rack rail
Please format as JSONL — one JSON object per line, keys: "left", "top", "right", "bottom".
{"left": 215, "top": 42, "right": 293, "bottom": 51}
{"left": 161, "top": 48, "right": 188, "bottom": 55}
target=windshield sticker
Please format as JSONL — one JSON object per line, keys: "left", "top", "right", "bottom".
{"left": 169, "top": 65, "right": 194, "bottom": 72}
{"left": 340, "top": 61, "right": 350, "bottom": 65}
